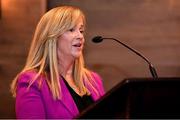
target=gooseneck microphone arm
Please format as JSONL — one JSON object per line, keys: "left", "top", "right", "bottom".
{"left": 92, "top": 36, "right": 158, "bottom": 79}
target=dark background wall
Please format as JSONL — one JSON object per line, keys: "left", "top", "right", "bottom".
{"left": 1, "top": 0, "right": 180, "bottom": 118}
{"left": 0, "top": 0, "right": 45, "bottom": 118}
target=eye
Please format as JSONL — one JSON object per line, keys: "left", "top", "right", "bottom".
{"left": 80, "top": 30, "right": 84, "bottom": 34}
{"left": 69, "top": 28, "right": 75, "bottom": 32}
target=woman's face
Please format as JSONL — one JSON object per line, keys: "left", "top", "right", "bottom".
{"left": 57, "top": 17, "right": 85, "bottom": 60}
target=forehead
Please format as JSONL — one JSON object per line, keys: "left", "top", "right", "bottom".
{"left": 73, "top": 17, "right": 84, "bottom": 28}
{"left": 77, "top": 17, "right": 84, "bottom": 26}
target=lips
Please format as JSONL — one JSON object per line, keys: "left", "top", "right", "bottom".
{"left": 72, "top": 43, "right": 82, "bottom": 47}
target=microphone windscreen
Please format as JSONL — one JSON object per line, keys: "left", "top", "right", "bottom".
{"left": 92, "top": 36, "right": 103, "bottom": 43}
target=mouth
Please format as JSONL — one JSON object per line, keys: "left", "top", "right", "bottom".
{"left": 72, "top": 43, "right": 82, "bottom": 48}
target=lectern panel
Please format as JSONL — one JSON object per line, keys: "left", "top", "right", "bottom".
{"left": 77, "top": 77, "right": 180, "bottom": 119}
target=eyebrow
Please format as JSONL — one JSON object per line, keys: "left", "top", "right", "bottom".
{"left": 79, "top": 24, "right": 84, "bottom": 29}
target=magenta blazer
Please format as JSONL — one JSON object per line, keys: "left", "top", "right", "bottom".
{"left": 15, "top": 70, "right": 105, "bottom": 119}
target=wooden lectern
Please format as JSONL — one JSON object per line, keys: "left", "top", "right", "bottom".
{"left": 77, "top": 77, "right": 180, "bottom": 119}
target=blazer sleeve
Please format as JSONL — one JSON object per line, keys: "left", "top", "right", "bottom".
{"left": 16, "top": 73, "right": 46, "bottom": 119}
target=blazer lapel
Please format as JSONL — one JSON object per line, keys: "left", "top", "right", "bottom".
{"left": 59, "top": 78, "right": 79, "bottom": 116}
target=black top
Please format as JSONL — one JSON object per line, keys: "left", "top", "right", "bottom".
{"left": 63, "top": 77, "right": 94, "bottom": 112}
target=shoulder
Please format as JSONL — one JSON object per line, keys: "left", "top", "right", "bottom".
{"left": 17, "top": 70, "right": 46, "bottom": 88}
{"left": 18, "top": 70, "right": 38, "bottom": 81}
{"left": 89, "top": 71, "right": 105, "bottom": 96}
{"left": 90, "top": 71, "right": 103, "bottom": 85}
{"left": 91, "top": 71, "right": 102, "bottom": 79}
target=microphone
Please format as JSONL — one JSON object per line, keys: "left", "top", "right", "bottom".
{"left": 92, "top": 36, "right": 158, "bottom": 79}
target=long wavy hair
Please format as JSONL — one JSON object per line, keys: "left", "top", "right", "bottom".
{"left": 11, "top": 6, "right": 99, "bottom": 100}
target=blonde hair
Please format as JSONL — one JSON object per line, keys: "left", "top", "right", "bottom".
{"left": 10, "top": 6, "right": 99, "bottom": 100}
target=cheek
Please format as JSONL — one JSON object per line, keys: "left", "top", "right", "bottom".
{"left": 57, "top": 37, "right": 72, "bottom": 54}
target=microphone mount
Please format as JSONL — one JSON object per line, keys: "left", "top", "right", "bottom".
{"left": 93, "top": 36, "right": 158, "bottom": 79}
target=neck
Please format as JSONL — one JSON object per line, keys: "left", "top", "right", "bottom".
{"left": 58, "top": 56, "right": 74, "bottom": 78}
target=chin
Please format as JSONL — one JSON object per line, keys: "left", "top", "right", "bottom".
{"left": 72, "top": 52, "right": 82, "bottom": 58}
{"left": 73, "top": 54, "right": 81, "bottom": 58}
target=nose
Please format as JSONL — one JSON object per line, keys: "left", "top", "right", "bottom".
{"left": 76, "top": 30, "right": 84, "bottom": 39}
